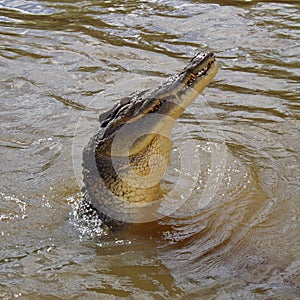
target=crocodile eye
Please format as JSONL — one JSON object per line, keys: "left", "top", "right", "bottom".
{"left": 149, "top": 100, "right": 164, "bottom": 113}
{"left": 149, "top": 104, "right": 160, "bottom": 113}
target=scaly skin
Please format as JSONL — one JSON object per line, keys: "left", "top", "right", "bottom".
{"left": 81, "top": 52, "right": 218, "bottom": 230}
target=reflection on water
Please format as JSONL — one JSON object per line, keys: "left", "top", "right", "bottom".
{"left": 0, "top": 0, "right": 299, "bottom": 299}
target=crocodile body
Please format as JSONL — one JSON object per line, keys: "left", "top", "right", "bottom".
{"left": 79, "top": 52, "right": 218, "bottom": 232}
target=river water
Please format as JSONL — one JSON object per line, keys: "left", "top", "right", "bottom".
{"left": 1, "top": 1, "right": 299, "bottom": 299}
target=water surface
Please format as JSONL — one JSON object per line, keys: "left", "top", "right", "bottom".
{"left": 0, "top": 0, "right": 299, "bottom": 299}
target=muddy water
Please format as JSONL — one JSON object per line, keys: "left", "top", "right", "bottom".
{"left": 1, "top": 1, "right": 299, "bottom": 299}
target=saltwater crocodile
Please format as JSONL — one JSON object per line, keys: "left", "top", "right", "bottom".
{"left": 78, "top": 52, "right": 218, "bottom": 233}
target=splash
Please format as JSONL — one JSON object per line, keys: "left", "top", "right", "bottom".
{"left": 67, "top": 193, "right": 109, "bottom": 239}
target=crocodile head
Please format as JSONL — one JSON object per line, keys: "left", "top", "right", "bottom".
{"left": 83, "top": 52, "right": 218, "bottom": 224}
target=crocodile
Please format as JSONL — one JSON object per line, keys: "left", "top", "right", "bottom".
{"left": 78, "top": 52, "right": 218, "bottom": 233}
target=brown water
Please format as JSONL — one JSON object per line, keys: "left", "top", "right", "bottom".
{"left": 1, "top": 0, "right": 299, "bottom": 299}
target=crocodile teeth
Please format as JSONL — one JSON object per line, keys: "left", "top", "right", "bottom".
{"left": 187, "top": 79, "right": 194, "bottom": 86}
{"left": 196, "top": 65, "right": 210, "bottom": 77}
{"left": 196, "top": 70, "right": 204, "bottom": 77}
